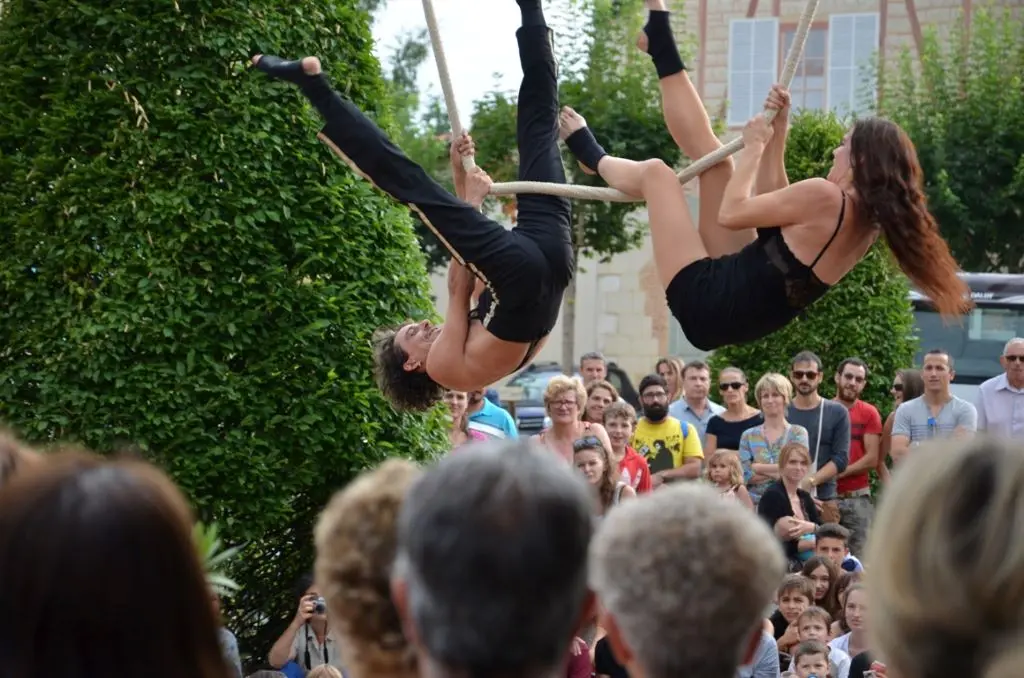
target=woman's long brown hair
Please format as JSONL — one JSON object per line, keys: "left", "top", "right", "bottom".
{"left": 850, "top": 118, "right": 972, "bottom": 317}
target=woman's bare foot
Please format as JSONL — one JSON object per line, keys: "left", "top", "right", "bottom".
{"left": 251, "top": 54, "right": 323, "bottom": 78}
{"left": 559, "top": 107, "right": 597, "bottom": 175}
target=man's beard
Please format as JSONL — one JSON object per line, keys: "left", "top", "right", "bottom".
{"left": 644, "top": 403, "right": 668, "bottom": 421}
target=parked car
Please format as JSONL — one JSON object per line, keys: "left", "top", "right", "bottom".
{"left": 504, "top": 361, "right": 640, "bottom": 435}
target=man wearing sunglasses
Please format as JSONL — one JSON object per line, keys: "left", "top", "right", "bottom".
{"left": 891, "top": 349, "right": 978, "bottom": 462}
{"left": 786, "top": 351, "right": 850, "bottom": 525}
{"left": 974, "top": 337, "right": 1024, "bottom": 439}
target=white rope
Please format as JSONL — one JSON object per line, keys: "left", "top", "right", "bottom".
{"left": 421, "top": 0, "right": 476, "bottom": 171}
{"left": 423, "top": 0, "right": 821, "bottom": 200}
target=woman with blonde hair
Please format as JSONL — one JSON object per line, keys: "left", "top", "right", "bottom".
{"left": 738, "top": 373, "right": 809, "bottom": 506}
{"left": 655, "top": 356, "right": 685, "bottom": 402}
{"left": 538, "top": 375, "right": 612, "bottom": 464}
{"left": 442, "top": 390, "right": 486, "bottom": 449}
{"left": 867, "top": 438, "right": 1024, "bottom": 678}
{"left": 314, "top": 459, "right": 421, "bottom": 678}
{"left": 756, "top": 442, "right": 820, "bottom": 568}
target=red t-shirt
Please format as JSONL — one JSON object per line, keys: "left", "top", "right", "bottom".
{"left": 618, "top": 446, "right": 652, "bottom": 493}
{"left": 837, "top": 399, "right": 883, "bottom": 493}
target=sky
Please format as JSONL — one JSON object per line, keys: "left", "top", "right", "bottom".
{"left": 371, "top": 1, "right": 524, "bottom": 122}
{"left": 372, "top": 0, "right": 524, "bottom": 120}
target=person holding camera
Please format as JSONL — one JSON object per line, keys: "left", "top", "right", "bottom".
{"left": 268, "top": 574, "right": 345, "bottom": 677}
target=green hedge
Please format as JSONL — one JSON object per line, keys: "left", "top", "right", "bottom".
{"left": 709, "top": 110, "right": 917, "bottom": 410}
{"left": 0, "top": 0, "right": 445, "bottom": 661}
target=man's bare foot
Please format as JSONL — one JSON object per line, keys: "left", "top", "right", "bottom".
{"left": 559, "top": 107, "right": 598, "bottom": 176}
{"left": 251, "top": 54, "right": 323, "bottom": 79}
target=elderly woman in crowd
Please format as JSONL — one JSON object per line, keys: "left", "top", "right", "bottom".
{"left": 538, "top": 375, "right": 612, "bottom": 464}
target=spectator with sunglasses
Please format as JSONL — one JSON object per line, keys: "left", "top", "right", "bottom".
{"left": 877, "top": 369, "right": 923, "bottom": 485}
{"left": 975, "top": 337, "right": 1024, "bottom": 439}
{"left": 573, "top": 435, "right": 635, "bottom": 517}
{"left": 890, "top": 349, "right": 977, "bottom": 462}
{"left": 705, "top": 367, "right": 764, "bottom": 452}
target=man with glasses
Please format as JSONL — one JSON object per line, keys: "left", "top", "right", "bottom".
{"left": 832, "top": 358, "right": 882, "bottom": 557}
{"left": 630, "top": 374, "right": 703, "bottom": 487}
{"left": 975, "top": 338, "right": 1024, "bottom": 440}
{"left": 891, "top": 349, "right": 978, "bottom": 462}
{"left": 786, "top": 351, "right": 850, "bottom": 525}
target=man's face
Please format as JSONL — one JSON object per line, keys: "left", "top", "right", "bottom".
{"left": 1001, "top": 342, "right": 1024, "bottom": 384}
{"left": 791, "top": 360, "right": 822, "bottom": 397}
{"left": 605, "top": 416, "right": 634, "bottom": 451}
{"left": 835, "top": 364, "right": 867, "bottom": 403}
{"left": 683, "top": 367, "right": 711, "bottom": 402}
{"left": 922, "top": 353, "right": 954, "bottom": 393}
{"left": 796, "top": 652, "right": 829, "bottom": 678}
{"left": 395, "top": 320, "right": 442, "bottom": 372}
{"left": 580, "top": 359, "right": 606, "bottom": 384}
{"left": 468, "top": 390, "right": 485, "bottom": 406}
{"left": 798, "top": 618, "right": 829, "bottom": 643}
{"left": 815, "top": 537, "right": 848, "bottom": 568}
{"left": 640, "top": 384, "right": 669, "bottom": 421}
{"left": 778, "top": 591, "right": 810, "bottom": 623}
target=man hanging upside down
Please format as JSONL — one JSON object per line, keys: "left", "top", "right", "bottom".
{"left": 253, "top": 0, "right": 572, "bottom": 411}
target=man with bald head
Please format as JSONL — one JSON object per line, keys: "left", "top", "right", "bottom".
{"left": 975, "top": 337, "right": 1024, "bottom": 439}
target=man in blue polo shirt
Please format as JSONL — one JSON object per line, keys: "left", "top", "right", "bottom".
{"left": 467, "top": 390, "right": 518, "bottom": 439}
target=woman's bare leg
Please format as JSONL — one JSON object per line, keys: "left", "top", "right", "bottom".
{"left": 559, "top": 109, "right": 708, "bottom": 290}
{"left": 640, "top": 0, "right": 754, "bottom": 258}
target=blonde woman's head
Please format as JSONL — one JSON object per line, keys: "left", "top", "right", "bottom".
{"left": 867, "top": 438, "right": 1024, "bottom": 678}
{"left": 315, "top": 458, "right": 421, "bottom": 678}
{"left": 544, "top": 375, "right": 587, "bottom": 424}
{"left": 754, "top": 373, "right": 793, "bottom": 414}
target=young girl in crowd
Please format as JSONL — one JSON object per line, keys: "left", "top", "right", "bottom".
{"left": 574, "top": 436, "right": 635, "bottom": 517}
{"left": 704, "top": 449, "right": 753, "bottom": 509}
{"left": 801, "top": 555, "right": 841, "bottom": 619}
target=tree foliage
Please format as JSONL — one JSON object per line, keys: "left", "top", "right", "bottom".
{"left": 881, "top": 8, "right": 1024, "bottom": 273}
{"left": 379, "top": 28, "right": 454, "bottom": 273}
{"left": 709, "top": 111, "right": 917, "bottom": 409}
{"left": 0, "top": 0, "right": 445, "bottom": 662}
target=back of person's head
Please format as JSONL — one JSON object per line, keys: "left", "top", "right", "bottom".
{"left": 315, "top": 458, "right": 421, "bottom": 678}
{"left": 868, "top": 438, "right": 1024, "bottom": 678}
{"left": 307, "top": 667, "right": 344, "bottom": 678}
{"left": 0, "top": 450, "right": 228, "bottom": 678}
{"left": 0, "top": 431, "right": 41, "bottom": 492}
{"left": 393, "top": 439, "right": 593, "bottom": 678}
{"left": 247, "top": 672, "right": 287, "bottom": 678}
{"left": 589, "top": 483, "right": 786, "bottom": 678}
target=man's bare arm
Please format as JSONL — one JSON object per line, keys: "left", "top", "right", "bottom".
{"left": 426, "top": 264, "right": 479, "bottom": 390}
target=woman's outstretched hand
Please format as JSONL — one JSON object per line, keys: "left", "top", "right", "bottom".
{"left": 742, "top": 113, "right": 775, "bottom": 147}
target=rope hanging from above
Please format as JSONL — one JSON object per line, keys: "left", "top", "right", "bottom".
{"left": 422, "top": 0, "right": 821, "bottom": 201}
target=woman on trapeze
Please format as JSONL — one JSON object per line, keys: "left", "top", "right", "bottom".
{"left": 253, "top": 0, "right": 573, "bottom": 411}
{"left": 559, "top": 0, "right": 970, "bottom": 351}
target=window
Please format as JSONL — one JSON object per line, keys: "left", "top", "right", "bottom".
{"left": 781, "top": 27, "right": 827, "bottom": 112}
{"left": 827, "top": 13, "right": 880, "bottom": 117}
{"left": 728, "top": 18, "right": 779, "bottom": 126}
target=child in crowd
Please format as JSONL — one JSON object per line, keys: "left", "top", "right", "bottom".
{"left": 814, "top": 523, "right": 864, "bottom": 573}
{"left": 768, "top": 574, "right": 814, "bottom": 655}
{"left": 788, "top": 607, "right": 851, "bottom": 678}
{"left": 703, "top": 449, "right": 754, "bottom": 509}
{"left": 792, "top": 640, "right": 832, "bottom": 678}
{"left": 602, "top": 402, "right": 653, "bottom": 493}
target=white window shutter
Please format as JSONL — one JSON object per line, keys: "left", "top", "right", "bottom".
{"left": 827, "top": 13, "right": 880, "bottom": 117}
{"left": 728, "top": 18, "right": 779, "bottom": 127}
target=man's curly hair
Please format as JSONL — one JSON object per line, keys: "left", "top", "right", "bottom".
{"left": 315, "top": 458, "right": 422, "bottom": 678}
{"left": 372, "top": 326, "right": 445, "bottom": 412}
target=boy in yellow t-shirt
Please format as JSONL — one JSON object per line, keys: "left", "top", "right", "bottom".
{"left": 630, "top": 374, "right": 703, "bottom": 486}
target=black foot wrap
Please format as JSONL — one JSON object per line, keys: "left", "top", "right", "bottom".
{"left": 564, "top": 127, "right": 608, "bottom": 174}
{"left": 254, "top": 55, "right": 322, "bottom": 87}
{"left": 644, "top": 11, "right": 686, "bottom": 78}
